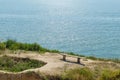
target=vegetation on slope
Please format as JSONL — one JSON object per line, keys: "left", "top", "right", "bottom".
{"left": 62, "top": 68, "right": 94, "bottom": 80}
{"left": 40, "top": 68, "right": 120, "bottom": 80}
{"left": 0, "top": 55, "right": 46, "bottom": 72}
{"left": 0, "top": 39, "right": 60, "bottom": 53}
{"left": 0, "top": 42, "right": 6, "bottom": 50}
{"left": 0, "top": 39, "right": 120, "bottom": 63}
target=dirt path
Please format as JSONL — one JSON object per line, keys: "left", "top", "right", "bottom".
{"left": 2, "top": 51, "right": 119, "bottom": 75}
{"left": 2, "top": 52, "right": 95, "bottom": 75}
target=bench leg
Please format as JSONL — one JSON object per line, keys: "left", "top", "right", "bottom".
{"left": 77, "top": 58, "right": 80, "bottom": 64}
{"left": 63, "top": 55, "right": 66, "bottom": 61}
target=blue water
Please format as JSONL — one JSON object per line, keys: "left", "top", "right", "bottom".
{"left": 0, "top": 0, "right": 120, "bottom": 58}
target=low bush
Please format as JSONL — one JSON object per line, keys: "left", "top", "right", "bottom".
{"left": 98, "top": 69, "right": 120, "bottom": 80}
{"left": 86, "top": 56, "right": 98, "bottom": 60}
{"left": 0, "top": 55, "right": 46, "bottom": 72}
{"left": 62, "top": 68, "right": 94, "bottom": 80}
{"left": 5, "top": 39, "right": 41, "bottom": 51}
{"left": 0, "top": 43, "right": 6, "bottom": 50}
{"left": 4, "top": 39, "right": 60, "bottom": 53}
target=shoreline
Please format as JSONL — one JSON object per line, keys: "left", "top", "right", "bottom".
{"left": 0, "top": 39, "right": 120, "bottom": 63}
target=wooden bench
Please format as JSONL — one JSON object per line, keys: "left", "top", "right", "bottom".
{"left": 62, "top": 54, "right": 81, "bottom": 64}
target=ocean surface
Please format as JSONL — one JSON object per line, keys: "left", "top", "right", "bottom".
{"left": 0, "top": 0, "right": 120, "bottom": 58}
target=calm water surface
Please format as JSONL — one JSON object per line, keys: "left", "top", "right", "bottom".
{"left": 0, "top": 0, "right": 120, "bottom": 58}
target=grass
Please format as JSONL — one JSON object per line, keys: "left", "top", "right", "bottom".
{"left": 66, "top": 52, "right": 85, "bottom": 57}
{"left": 39, "top": 67, "right": 120, "bottom": 80}
{"left": 62, "top": 67, "right": 94, "bottom": 80}
{"left": 0, "top": 39, "right": 60, "bottom": 53}
{"left": 0, "top": 55, "right": 46, "bottom": 72}
{"left": 86, "top": 56, "right": 120, "bottom": 64}
{"left": 42, "top": 68, "right": 120, "bottom": 80}
{"left": 98, "top": 69, "right": 120, "bottom": 80}
{"left": 0, "top": 43, "right": 6, "bottom": 50}
{"left": 5, "top": 39, "right": 48, "bottom": 51}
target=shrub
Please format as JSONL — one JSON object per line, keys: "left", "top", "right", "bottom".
{"left": 9, "top": 43, "right": 20, "bottom": 50}
{"left": 0, "top": 43, "right": 6, "bottom": 50}
{"left": 62, "top": 68, "right": 94, "bottom": 80}
{"left": 5, "top": 39, "right": 16, "bottom": 48}
{"left": 87, "top": 56, "right": 98, "bottom": 60}
{"left": 5, "top": 40, "right": 44, "bottom": 51}
{"left": 99, "top": 69, "right": 120, "bottom": 80}
{"left": 49, "top": 50, "right": 60, "bottom": 53}
{"left": 110, "top": 58, "right": 120, "bottom": 63}
{"left": 3, "top": 39, "right": 61, "bottom": 53}
{"left": 0, "top": 56, "right": 46, "bottom": 72}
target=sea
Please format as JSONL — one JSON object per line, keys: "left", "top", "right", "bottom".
{"left": 0, "top": 0, "right": 120, "bottom": 58}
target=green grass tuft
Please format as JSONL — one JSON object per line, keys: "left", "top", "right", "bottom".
{"left": 0, "top": 55, "right": 46, "bottom": 72}
{"left": 62, "top": 68, "right": 94, "bottom": 80}
{"left": 0, "top": 43, "right": 6, "bottom": 50}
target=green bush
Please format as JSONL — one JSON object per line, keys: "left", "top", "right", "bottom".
{"left": 4, "top": 39, "right": 59, "bottom": 53}
{"left": 87, "top": 56, "right": 98, "bottom": 60}
{"left": 9, "top": 43, "right": 20, "bottom": 50}
{"left": 5, "top": 39, "right": 16, "bottom": 48}
{"left": 62, "top": 68, "right": 94, "bottom": 80}
{"left": 5, "top": 40, "right": 45, "bottom": 51}
{"left": 99, "top": 69, "right": 120, "bottom": 80}
{"left": 0, "top": 56, "right": 46, "bottom": 72}
{"left": 110, "top": 58, "right": 120, "bottom": 63}
{"left": 0, "top": 43, "right": 6, "bottom": 50}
